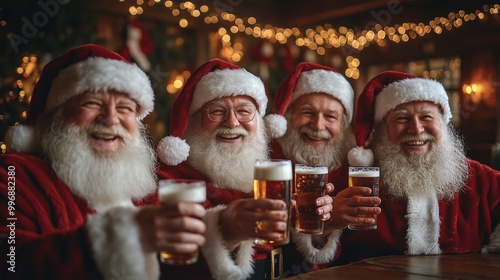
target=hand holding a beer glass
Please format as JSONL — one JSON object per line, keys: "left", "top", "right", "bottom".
{"left": 218, "top": 198, "right": 288, "bottom": 251}
{"left": 329, "top": 167, "right": 381, "bottom": 230}
{"left": 136, "top": 179, "right": 207, "bottom": 265}
{"left": 293, "top": 164, "right": 334, "bottom": 235}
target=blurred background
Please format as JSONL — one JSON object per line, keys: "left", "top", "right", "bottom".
{"left": 0, "top": 0, "right": 499, "bottom": 168}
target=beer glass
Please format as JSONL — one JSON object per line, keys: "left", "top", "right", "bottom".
{"left": 253, "top": 159, "right": 292, "bottom": 245}
{"left": 348, "top": 167, "right": 380, "bottom": 230}
{"left": 294, "top": 164, "right": 328, "bottom": 234}
{"left": 158, "top": 179, "right": 206, "bottom": 265}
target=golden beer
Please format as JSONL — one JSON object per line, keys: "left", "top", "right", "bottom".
{"left": 294, "top": 165, "right": 328, "bottom": 234}
{"left": 158, "top": 179, "right": 206, "bottom": 265}
{"left": 348, "top": 167, "right": 380, "bottom": 230}
{"left": 253, "top": 159, "right": 292, "bottom": 245}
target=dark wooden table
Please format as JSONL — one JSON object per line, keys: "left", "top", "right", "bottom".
{"left": 285, "top": 253, "right": 500, "bottom": 279}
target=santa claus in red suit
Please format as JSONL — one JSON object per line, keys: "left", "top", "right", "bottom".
{"left": 0, "top": 44, "right": 206, "bottom": 279}
{"left": 156, "top": 58, "right": 334, "bottom": 279}
{"left": 331, "top": 70, "right": 500, "bottom": 265}
{"left": 263, "top": 62, "right": 356, "bottom": 268}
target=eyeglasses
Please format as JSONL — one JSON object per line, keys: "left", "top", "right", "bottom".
{"left": 205, "top": 104, "right": 257, "bottom": 123}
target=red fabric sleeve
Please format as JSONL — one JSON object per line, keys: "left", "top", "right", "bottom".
{"left": 0, "top": 153, "right": 103, "bottom": 279}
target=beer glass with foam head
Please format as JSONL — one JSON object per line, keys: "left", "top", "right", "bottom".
{"left": 253, "top": 159, "right": 292, "bottom": 245}
{"left": 294, "top": 164, "right": 328, "bottom": 234}
{"left": 158, "top": 179, "right": 206, "bottom": 265}
{"left": 348, "top": 166, "right": 380, "bottom": 230}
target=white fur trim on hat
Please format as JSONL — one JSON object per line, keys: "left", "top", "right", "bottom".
{"left": 4, "top": 124, "right": 37, "bottom": 153}
{"left": 291, "top": 69, "right": 354, "bottom": 122}
{"left": 347, "top": 146, "right": 374, "bottom": 167}
{"left": 156, "top": 136, "right": 190, "bottom": 166}
{"left": 482, "top": 224, "right": 500, "bottom": 253}
{"left": 264, "top": 114, "right": 287, "bottom": 139}
{"left": 291, "top": 229, "right": 342, "bottom": 264}
{"left": 190, "top": 68, "right": 267, "bottom": 116}
{"left": 201, "top": 205, "right": 255, "bottom": 280}
{"left": 375, "top": 78, "right": 451, "bottom": 123}
{"left": 86, "top": 206, "right": 159, "bottom": 280}
{"left": 47, "top": 57, "right": 154, "bottom": 119}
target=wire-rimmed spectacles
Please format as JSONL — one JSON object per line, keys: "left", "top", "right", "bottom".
{"left": 205, "top": 104, "right": 257, "bottom": 123}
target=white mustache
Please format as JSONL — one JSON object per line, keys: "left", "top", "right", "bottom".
{"left": 397, "top": 133, "right": 434, "bottom": 144}
{"left": 215, "top": 126, "right": 249, "bottom": 137}
{"left": 84, "top": 122, "right": 131, "bottom": 140}
{"left": 300, "top": 126, "right": 332, "bottom": 140}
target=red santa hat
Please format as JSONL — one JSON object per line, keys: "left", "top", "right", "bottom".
{"left": 157, "top": 58, "right": 267, "bottom": 165}
{"left": 5, "top": 44, "right": 154, "bottom": 153}
{"left": 264, "top": 62, "right": 354, "bottom": 139}
{"left": 347, "top": 70, "right": 452, "bottom": 167}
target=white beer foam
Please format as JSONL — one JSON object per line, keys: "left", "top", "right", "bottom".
{"left": 159, "top": 181, "right": 206, "bottom": 202}
{"left": 349, "top": 170, "right": 380, "bottom": 177}
{"left": 254, "top": 160, "right": 292, "bottom": 180}
{"left": 295, "top": 166, "right": 328, "bottom": 175}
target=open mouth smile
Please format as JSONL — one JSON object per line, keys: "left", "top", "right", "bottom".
{"left": 404, "top": 140, "right": 426, "bottom": 146}
{"left": 91, "top": 132, "right": 120, "bottom": 142}
{"left": 218, "top": 133, "right": 242, "bottom": 140}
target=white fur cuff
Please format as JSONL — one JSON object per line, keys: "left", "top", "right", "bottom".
{"left": 201, "top": 205, "right": 255, "bottom": 280}
{"left": 86, "top": 207, "right": 159, "bottom": 280}
{"left": 291, "top": 229, "right": 342, "bottom": 264}
{"left": 482, "top": 224, "right": 500, "bottom": 253}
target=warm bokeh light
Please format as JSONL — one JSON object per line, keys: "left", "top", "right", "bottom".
{"left": 179, "top": 18, "right": 188, "bottom": 28}
{"left": 119, "top": 1, "right": 500, "bottom": 79}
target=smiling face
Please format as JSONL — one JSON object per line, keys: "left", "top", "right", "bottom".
{"left": 62, "top": 90, "right": 139, "bottom": 155}
{"left": 288, "top": 92, "right": 345, "bottom": 149}
{"left": 384, "top": 101, "right": 443, "bottom": 156}
{"left": 200, "top": 95, "right": 259, "bottom": 145}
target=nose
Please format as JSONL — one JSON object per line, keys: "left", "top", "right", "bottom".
{"left": 98, "top": 105, "right": 120, "bottom": 126}
{"left": 408, "top": 117, "right": 424, "bottom": 134}
{"left": 221, "top": 108, "right": 240, "bottom": 128}
{"left": 310, "top": 114, "right": 326, "bottom": 131}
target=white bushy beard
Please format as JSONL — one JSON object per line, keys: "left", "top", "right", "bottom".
{"left": 184, "top": 115, "right": 269, "bottom": 193}
{"left": 278, "top": 119, "right": 353, "bottom": 171}
{"left": 372, "top": 121, "right": 468, "bottom": 200}
{"left": 37, "top": 109, "right": 157, "bottom": 212}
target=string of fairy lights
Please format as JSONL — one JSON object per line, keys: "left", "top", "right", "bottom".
{"left": 119, "top": 0, "right": 499, "bottom": 79}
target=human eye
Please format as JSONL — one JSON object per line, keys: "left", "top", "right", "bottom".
{"left": 117, "top": 103, "right": 137, "bottom": 114}
{"left": 208, "top": 106, "right": 227, "bottom": 116}
{"left": 299, "top": 109, "right": 314, "bottom": 116}
{"left": 393, "top": 115, "right": 409, "bottom": 123}
{"left": 236, "top": 105, "right": 255, "bottom": 116}
{"left": 325, "top": 113, "right": 339, "bottom": 121}
{"left": 421, "top": 114, "right": 434, "bottom": 121}
{"left": 81, "top": 98, "right": 102, "bottom": 109}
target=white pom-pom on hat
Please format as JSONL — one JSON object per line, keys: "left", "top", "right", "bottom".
{"left": 4, "top": 125, "right": 37, "bottom": 153}
{"left": 347, "top": 147, "right": 374, "bottom": 167}
{"left": 264, "top": 114, "right": 287, "bottom": 139}
{"left": 156, "top": 136, "right": 190, "bottom": 166}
